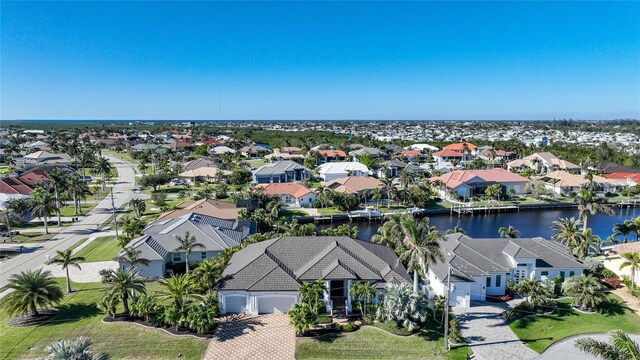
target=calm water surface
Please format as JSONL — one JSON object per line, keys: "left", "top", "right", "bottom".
{"left": 317, "top": 207, "right": 640, "bottom": 241}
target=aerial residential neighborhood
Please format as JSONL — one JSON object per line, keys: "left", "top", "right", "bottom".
{"left": 2, "top": 1, "right": 640, "bottom": 360}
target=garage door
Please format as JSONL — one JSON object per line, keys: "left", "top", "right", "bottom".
{"left": 449, "top": 289, "right": 467, "bottom": 307}
{"left": 257, "top": 296, "right": 296, "bottom": 314}
{"left": 224, "top": 295, "right": 247, "bottom": 314}
{"left": 470, "top": 282, "right": 484, "bottom": 301}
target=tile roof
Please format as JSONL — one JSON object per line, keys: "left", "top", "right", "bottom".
{"left": 433, "top": 149, "right": 465, "bottom": 157}
{"left": 430, "top": 168, "right": 529, "bottom": 189}
{"left": 605, "top": 242, "right": 640, "bottom": 257}
{"left": 0, "top": 177, "right": 33, "bottom": 195}
{"left": 442, "top": 142, "right": 477, "bottom": 151}
{"left": 158, "top": 199, "right": 241, "bottom": 221}
{"left": 257, "top": 182, "right": 314, "bottom": 198}
{"left": 253, "top": 161, "right": 308, "bottom": 176}
{"left": 322, "top": 176, "right": 383, "bottom": 194}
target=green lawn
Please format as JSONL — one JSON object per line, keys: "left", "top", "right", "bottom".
{"left": 102, "top": 150, "right": 140, "bottom": 165}
{"left": 296, "top": 324, "right": 469, "bottom": 360}
{"left": 0, "top": 280, "right": 207, "bottom": 360}
{"left": 281, "top": 209, "right": 309, "bottom": 218}
{"left": 12, "top": 232, "right": 56, "bottom": 243}
{"left": 60, "top": 203, "right": 96, "bottom": 217}
{"left": 74, "top": 236, "right": 122, "bottom": 263}
{"left": 509, "top": 293, "right": 640, "bottom": 353}
{"left": 0, "top": 166, "right": 11, "bottom": 176}
{"left": 317, "top": 207, "right": 343, "bottom": 215}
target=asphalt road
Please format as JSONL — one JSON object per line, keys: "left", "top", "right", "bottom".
{"left": 0, "top": 155, "right": 137, "bottom": 291}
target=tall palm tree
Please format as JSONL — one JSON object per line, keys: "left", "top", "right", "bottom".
{"left": 630, "top": 216, "right": 640, "bottom": 241}
{"left": 299, "top": 280, "right": 327, "bottom": 314}
{"left": 114, "top": 247, "right": 150, "bottom": 268}
{"left": 574, "top": 189, "right": 614, "bottom": 233}
{"left": 613, "top": 221, "right": 633, "bottom": 243}
{"left": 129, "top": 198, "right": 146, "bottom": 218}
{"left": 398, "top": 171, "right": 414, "bottom": 189}
{"left": 0, "top": 207, "right": 18, "bottom": 243}
{"left": 576, "top": 330, "right": 640, "bottom": 360}
{"left": 49, "top": 249, "right": 85, "bottom": 293}
{"left": 174, "top": 231, "right": 204, "bottom": 274}
{"left": 1, "top": 269, "right": 64, "bottom": 317}
{"left": 396, "top": 215, "right": 444, "bottom": 293}
{"left": 498, "top": 225, "right": 521, "bottom": 238}
{"left": 93, "top": 157, "right": 113, "bottom": 191}
{"left": 619, "top": 252, "right": 640, "bottom": 289}
{"left": 47, "top": 168, "right": 67, "bottom": 226}
{"left": 65, "top": 173, "right": 91, "bottom": 215}
{"left": 31, "top": 188, "right": 57, "bottom": 234}
{"left": 380, "top": 178, "right": 395, "bottom": 209}
{"left": 372, "top": 215, "right": 403, "bottom": 251}
{"left": 193, "top": 258, "right": 223, "bottom": 293}
{"left": 552, "top": 217, "right": 583, "bottom": 253}
{"left": 574, "top": 228, "right": 602, "bottom": 259}
{"left": 105, "top": 267, "right": 146, "bottom": 314}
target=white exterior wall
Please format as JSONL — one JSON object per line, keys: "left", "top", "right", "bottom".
{"left": 123, "top": 260, "right": 164, "bottom": 278}
{"left": 219, "top": 291, "right": 300, "bottom": 315}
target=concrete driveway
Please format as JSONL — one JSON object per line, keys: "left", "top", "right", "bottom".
{"left": 204, "top": 314, "right": 295, "bottom": 360}
{"left": 536, "top": 333, "right": 640, "bottom": 360}
{"left": 453, "top": 303, "right": 538, "bottom": 360}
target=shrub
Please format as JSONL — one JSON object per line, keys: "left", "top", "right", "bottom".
{"left": 622, "top": 276, "right": 633, "bottom": 288}
{"left": 363, "top": 312, "right": 376, "bottom": 324}
{"left": 316, "top": 314, "right": 332, "bottom": 324}
{"left": 374, "top": 320, "right": 414, "bottom": 336}
{"left": 288, "top": 303, "right": 317, "bottom": 336}
{"left": 376, "top": 283, "right": 428, "bottom": 331}
{"left": 582, "top": 257, "right": 604, "bottom": 277}
{"left": 601, "top": 269, "right": 619, "bottom": 279}
{"left": 448, "top": 318, "right": 462, "bottom": 343}
{"left": 602, "top": 278, "right": 622, "bottom": 289}
{"left": 337, "top": 321, "right": 358, "bottom": 332}
{"left": 553, "top": 275, "right": 563, "bottom": 297}
{"left": 505, "top": 279, "right": 516, "bottom": 297}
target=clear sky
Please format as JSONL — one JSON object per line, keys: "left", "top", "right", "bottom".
{"left": 1, "top": 1, "right": 639, "bottom": 121}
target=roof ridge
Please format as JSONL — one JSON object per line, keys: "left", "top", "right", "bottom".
{"left": 456, "top": 241, "right": 510, "bottom": 271}
{"left": 336, "top": 240, "right": 384, "bottom": 279}
{"left": 294, "top": 240, "right": 338, "bottom": 277}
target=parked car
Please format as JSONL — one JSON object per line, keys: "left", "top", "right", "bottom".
{"left": 170, "top": 179, "right": 185, "bottom": 186}
{"left": 81, "top": 175, "right": 94, "bottom": 182}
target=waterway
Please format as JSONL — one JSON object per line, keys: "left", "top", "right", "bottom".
{"left": 316, "top": 206, "right": 640, "bottom": 242}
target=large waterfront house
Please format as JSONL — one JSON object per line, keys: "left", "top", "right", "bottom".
{"left": 430, "top": 168, "right": 529, "bottom": 200}
{"left": 322, "top": 176, "right": 383, "bottom": 195}
{"left": 119, "top": 213, "right": 255, "bottom": 277}
{"left": 257, "top": 182, "right": 317, "bottom": 207}
{"left": 426, "top": 234, "right": 585, "bottom": 307}
{"left": 374, "top": 159, "right": 425, "bottom": 178}
{"left": 157, "top": 199, "right": 243, "bottom": 221}
{"left": 537, "top": 170, "right": 629, "bottom": 196}
{"left": 217, "top": 236, "right": 411, "bottom": 315}
{"left": 317, "top": 162, "right": 370, "bottom": 181}
{"left": 508, "top": 152, "right": 580, "bottom": 174}
{"left": 252, "top": 160, "right": 311, "bottom": 184}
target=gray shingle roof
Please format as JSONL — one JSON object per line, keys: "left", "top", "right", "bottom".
{"left": 218, "top": 236, "right": 411, "bottom": 291}
{"left": 253, "top": 160, "right": 309, "bottom": 176}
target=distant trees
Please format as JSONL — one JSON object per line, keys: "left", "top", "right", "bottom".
{"left": 498, "top": 225, "right": 521, "bottom": 238}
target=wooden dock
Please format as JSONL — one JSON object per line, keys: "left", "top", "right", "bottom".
{"left": 450, "top": 203, "right": 520, "bottom": 215}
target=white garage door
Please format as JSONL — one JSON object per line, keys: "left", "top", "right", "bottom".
{"left": 257, "top": 296, "right": 296, "bottom": 314}
{"left": 470, "top": 282, "right": 484, "bottom": 301}
{"left": 449, "top": 289, "right": 467, "bottom": 307}
{"left": 224, "top": 295, "right": 247, "bottom": 314}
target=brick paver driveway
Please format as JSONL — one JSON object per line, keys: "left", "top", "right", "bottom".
{"left": 204, "top": 314, "right": 295, "bottom": 360}
{"left": 454, "top": 302, "right": 538, "bottom": 360}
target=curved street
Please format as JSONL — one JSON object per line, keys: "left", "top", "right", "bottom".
{"left": 0, "top": 155, "right": 137, "bottom": 292}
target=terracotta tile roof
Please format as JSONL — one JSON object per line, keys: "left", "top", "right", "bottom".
{"left": 442, "top": 142, "right": 477, "bottom": 151}
{"left": 257, "top": 183, "right": 314, "bottom": 198}
{"left": 158, "top": 199, "right": 240, "bottom": 220}
{"left": 399, "top": 150, "right": 421, "bottom": 156}
{"left": 0, "top": 177, "right": 33, "bottom": 195}
{"left": 430, "top": 169, "right": 529, "bottom": 189}
{"left": 606, "top": 242, "right": 640, "bottom": 256}
{"left": 605, "top": 173, "right": 640, "bottom": 184}
{"left": 318, "top": 149, "right": 347, "bottom": 157}
{"left": 322, "top": 176, "right": 383, "bottom": 194}
{"left": 18, "top": 170, "right": 49, "bottom": 186}
{"left": 433, "top": 149, "right": 465, "bottom": 157}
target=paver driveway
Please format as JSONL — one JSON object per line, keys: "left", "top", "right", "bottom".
{"left": 453, "top": 303, "right": 538, "bottom": 360}
{"left": 204, "top": 314, "right": 295, "bottom": 360}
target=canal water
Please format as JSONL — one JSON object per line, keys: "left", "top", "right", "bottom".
{"left": 316, "top": 206, "right": 640, "bottom": 242}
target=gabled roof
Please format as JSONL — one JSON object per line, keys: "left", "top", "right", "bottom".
{"left": 18, "top": 170, "right": 49, "bottom": 186}
{"left": 253, "top": 161, "right": 308, "bottom": 176}
{"left": 158, "top": 199, "right": 241, "bottom": 221}
{"left": 218, "top": 236, "right": 411, "bottom": 291}
{"left": 433, "top": 149, "right": 465, "bottom": 158}
{"left": 257, "top": 182, "right": 314, "bottom": 198}
{"left": 322, "top": 176, "right": 382, "bottom": 194}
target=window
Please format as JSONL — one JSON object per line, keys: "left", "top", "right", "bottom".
{"left": 201, "top": 251, "right": 207, "bottom": 260}
{"left": 541, "top": 271, "right": 549, "bottom": 277}
{"left": 172, "top": 253, "right": 181, "bottom": 262}
{"left": 486, "top": 277, "right": 491, "bottom": 288}
{"left": 569, "top": 271, "right": 575, "bottom": 277}
{"left": 560, "top": 271, "right": 565, "bottom": 280}
{"left": 496, "top": 275, "right": 502, "bottom": 288}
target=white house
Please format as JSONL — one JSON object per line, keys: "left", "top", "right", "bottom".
{"left": 317, "top": 162, "right": 370, "bottom": 181}
{"left": 426, "top": 234, "right": 585, "bottom": 307}
{"left": 257, "top": 183, "right": 318, "bottom": 207}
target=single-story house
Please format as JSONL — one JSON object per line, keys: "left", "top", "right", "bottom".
{"left": 182, "top": 158, "right": 217, "bottom": 171}
{"left": 178, "top": 167, "right": 231, "bottom": 184}
{"left": 537, "top": 171, "right": 628, "bottom": 196}
{"left": 349, "top": 147, "right": 384, "bottom": 162}
{"left": 0, "top": 176, "right": 34, "bottom": 195}
{"left": 119, "top": 213, "right": 255, "bottom": 277}
{"left": 430, "top": 168, "right": 529, "bottom": 199}
{"left": 210, "top": 146, "right": 237, "bottom": 155}
{"left": 427, "top": 233, "right": 585, "bottom": 307}
{"left": 252, "top": 160, "right": 311, "bottom": 184}
{"left": 257, "top": 183, "right": 317, "bottom": 207}
{"left": 217, "top": 236, "right": 411, "bottom": 315}
{"left": 322, "top": 176, "right": 383, "bottom": 195}
{"left": 240, "top": 145, "right": 272, "bottom": 159}
{"left": 478, "top": 149, "right": 517, "bottom": 161}
{"left": 508, "top": 152, "right": 580, "bottom": 174}
{"left": 17, "top": 151, "right": 72, "bottom": 167}
{"left": 588, "top": 162, "right": 640, "bottom": 175}
{"left": 317, "top": 162, "right": 370, "bottom": 181}
{"left": 442, "top": 142, "right": 477, "bottom": 153}
{"left": 313, "top": 149, "right": 348, "bottom": 164}
{"left": 602, "top": 242, "right": 640, "bottom": 287}
{"left": 375, "top": 160, "right": 425, "bottom": 178}
{"left": 158, "top": 199, "right": 242, "bottom": 221}
{"left": 407, "top": 144, "right": 439, "bottom": 152}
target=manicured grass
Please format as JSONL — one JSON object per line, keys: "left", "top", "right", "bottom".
{"left": 59, "top": 203, "right": 96, "bottom": 217}
{"left": 0, "top": 280, "right": 207, "bottom": 360}
{"left": 509, "top": 293, "right": 640, "bottom": 353}
{"left": 318, "top": 207, "right": 343, "bottom": 215}
{"left": 281, "top": 209, "right": 309, "bottom": 218}
{"left": 74, "top": 236, "right": 123, "bottom": 263}
{"left": 12, "top": 232, "right": 56, "bottom": 243}
{"left": 247, "top": 159, "right": 267, "bottom": 169}
{"left": 102, "top": 150, "right": 139, "bottom": 165}
{"left": 373, "top": 320, "right": 415, "bottom": 336}
{"left": 297, "top": 323, "right": 469, "bottom": 360}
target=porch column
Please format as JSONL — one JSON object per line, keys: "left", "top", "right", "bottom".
{"left": 346, "top": 280, "right": 352, "bottom": 315}
{"left": 324, "top": 280, "right": 332, "bottom": 314}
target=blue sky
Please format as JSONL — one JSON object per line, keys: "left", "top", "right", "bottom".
{"left": 1, "top": 1, "right": 639, "bottom": 121}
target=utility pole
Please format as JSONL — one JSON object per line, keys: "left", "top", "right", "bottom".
{"left": 111, "top": 187, "right": 118, "bottom": 241}
{"left": 443, "top": 264, "right": 452, "bottom": 351}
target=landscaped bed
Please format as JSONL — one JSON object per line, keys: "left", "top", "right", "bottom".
{"left": 0, "top": 279, "right": 208, "bottom": 360}
{"left": 508, "top": 293, "right": 640, "bottom": 353}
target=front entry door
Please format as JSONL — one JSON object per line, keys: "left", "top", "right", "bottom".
{"left": 515, "top": 268, "right": 526, "bottom": 284}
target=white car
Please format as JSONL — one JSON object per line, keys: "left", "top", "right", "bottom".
{"left": 170, "top": 179, "right": 185, "bottom": 186}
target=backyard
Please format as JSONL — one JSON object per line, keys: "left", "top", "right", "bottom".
{"left": 0, "top": 280, "right": 208, "bottom": 360}
{"left": 509, "top": 293, "right": 640, "bottom": 353}
{"left": 297, "top": 322, "right": 469, "bottom": 360}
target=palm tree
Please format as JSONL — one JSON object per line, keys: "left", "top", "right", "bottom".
{"left": 372, "top": 215, "right": 403, "bottom": 250}
{"left": 398, "top": 171, "right": 414, "bottom": 189}
{"left": 0, "top": 207, "right": 18, "bottom": 242}
{"left": 552, "top": 217, "right": 583, "bottom": 253}
{"left": 574, "top": 189, "right": 614, "bottom": 233}
{"left": 193, "top": 258, "right": 223, "bottom": 292}
{"left": 93, "top": 157, "right": 113, "bottom": 191}
{"left": 396, "top": 215, "right": 444, "bottom": 293}
{"left": 445, "top": 225, "right": 466, "bottom": 234}
{"left": 299, "top": 280, "right": 327, "bottom": 314}
{"left": 158, "top": 273, "right": 195, "bottom": 310}
{"left": 613, "top": 221, "right": 634, "bottom": 243}
{"left": 371, "top": 187, "right": 384, "bottom": 207}
{"left": 350, "top": 281, "right": 375, "bottom": 316}
{"left": 498, "top": 225, "right": 521, "bottom": 238}
{"left": 574, "top": 228, "right": 602, "bottom": 259}
{"left": 65, "top": 173, "right": 91, "bottom": 215}
{"left": 114, "top": 247, "right": 150, "bottom": 267}
{"left": 174, "top": 231, "right": 205, "bottom": 274}
{"left": 619, "top": 252, "right": 640, "bottom": 289}
{"left": 380, "top": 178, "right": 395, "bottom": 209}
{"left": 630, "top": 216, "right": 640, "bottom": 241}
{"left": 105, "top": 267, "right": 146, "bottom": 314}
{"left": 1, "top": 269, "right": 64, "bottom": 317}
{"left": 516, "top": 278, "right": 552, "bottom": 309}
{"left": 47, "top": 168, "right": 67, "bottom": 226}
{"left": 44, "top": 337, "right": 109, "bottom": 360}
{"left": 31, "top": 188, "right": 57, "bottom": 234}
{"left": 563, "top": 274, "right": 606, "bottom": 310}
{"left": 49, "top": 249, "right": 85, "bottom": 293}
{"left": 129, "top": 198, "right": 146, "bottom": 218}
{"left": 576, "top": 330, "right": 640, "bottom": 360}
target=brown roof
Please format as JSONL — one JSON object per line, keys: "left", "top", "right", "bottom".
{"left": 18, "top": 170, "right": 50, "bottom": 186}
{"left": 606, "top": 242, "right": 640, "bottom": 257}
{"left": 430, "top": 169, "right": 529, "bottom": 189}
{"left": 0, "top": 177, "right": 33, "bottom": 195}
{"left": 257, "top": 183, "right": 314, "bottom": 198}
{"left": 322, "top": 176, "right": 383, "bottom": 194}
{"left": 158, "top": 199, "right": 241, "bottom": 220}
